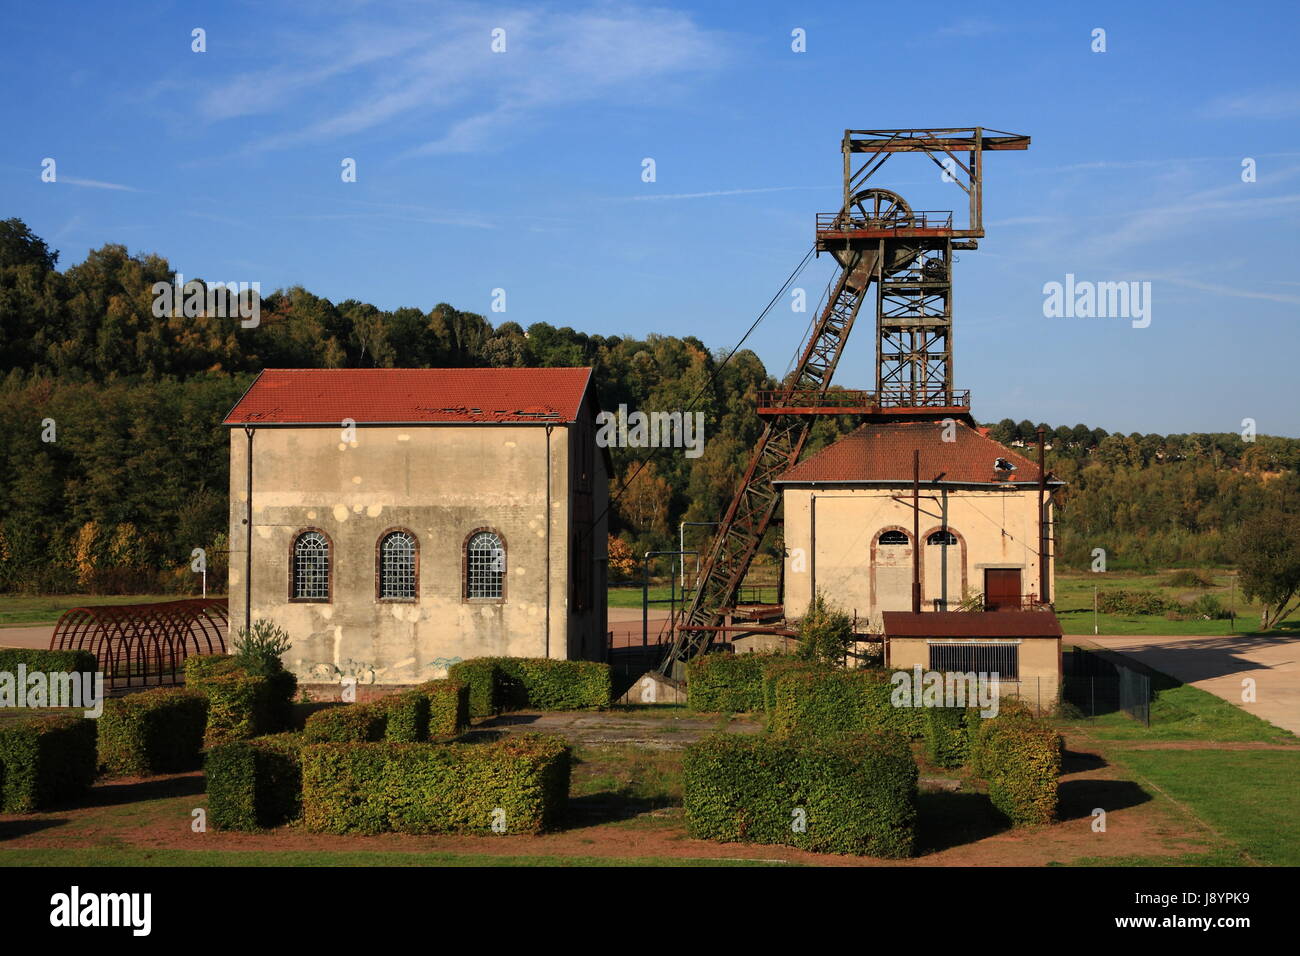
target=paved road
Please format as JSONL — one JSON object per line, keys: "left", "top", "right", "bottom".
{"left": 1084, "top": 633, "right": 1300, "bottom": 735}
{"left": 0, "top": 625, "right": 55, "bottom": 650}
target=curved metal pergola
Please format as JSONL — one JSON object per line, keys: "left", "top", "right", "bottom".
{"left": 50, "top": 598, "right": 228, "bottom": 688}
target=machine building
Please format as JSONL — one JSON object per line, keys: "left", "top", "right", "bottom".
{"left": 223, "top": 367, "right": 609, "bottom": 687}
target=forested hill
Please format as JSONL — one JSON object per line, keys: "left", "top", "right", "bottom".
{"left": 1, "top": 218, "right": 1297, "bottom": 592}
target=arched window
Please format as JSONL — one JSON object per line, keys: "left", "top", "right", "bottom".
{"left": 378, "top": 530, "right": 418, "bottom": 601}
{"left": 291, "top": 530, "right": 331, "bottom": 601}
{"left": 927, "top": 529, "right": 958, "bottom": 546}
{"left": 878, "top": 530, "right": 910, "bottom": 546}
{"left": 465, "top": 530, "right": 506, "bottom": 600}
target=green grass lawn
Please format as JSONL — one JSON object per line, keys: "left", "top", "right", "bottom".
{"left": 1059, "top": 666, "right": 1300, "bottom": 867}
{"left": 1053, "top": 569, "right": 1272, "bottom": 636}
{"left": 1066, "top": 678, "right": 1296, "bottom": 744}
{"left": 0, "top": 593, "right": 220, "bottom": 628}
{"left": 1100, "top": 749, "right": 1300, "bottom": 866}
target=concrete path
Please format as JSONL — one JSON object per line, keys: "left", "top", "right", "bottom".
{"left": 0, "top": 625, "right": 55, "bottom": 650}
{"left": 1083, "top": 633, "right": 1300, "bottom": 735}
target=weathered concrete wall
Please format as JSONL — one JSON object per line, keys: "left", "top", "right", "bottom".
{"left": 782, "top": 485, "right": 1054, "bottom": 629}
{"left": 227, "top": 421, "right": 604, "bottom": 685}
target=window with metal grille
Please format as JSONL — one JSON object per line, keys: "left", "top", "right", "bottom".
{"left": 466, "top": 530, "right": 505, "bottom": 600}
{"left": 929, "top": 641, "right": 1019, "bottom": 680}
{"left": 879, "top": 530, "right": 909, "bottom": 545}
{"left": 292, "top": 531, "right": 330, "bottom": 601}
{"left": 927, "top": 529, "right": 957, "bottom": 546}
{"left": 379, "top": 531, "right": 417, "bottom": 600}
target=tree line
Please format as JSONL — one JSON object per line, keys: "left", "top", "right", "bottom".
{"left": 0, "top": 217, "right": 1296, "bottom": 595}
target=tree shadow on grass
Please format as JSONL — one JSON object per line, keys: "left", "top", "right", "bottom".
{"left": 1062, "top": 747, "right": 1108, "bottom": 773}
{"left": 915, "top": 790, "right": 1010, "bottom": 853}
{"left": 1058, "top": 778, "right": 1150, "bottom": 822}
{"left": 0, "top": 817, "right": 67, "bottom": 840}
{"left": 565, "top": 790, "right": 679, "bottom": 827}
{"left": 81, "top": 772, "right": 206, "bottom": 808}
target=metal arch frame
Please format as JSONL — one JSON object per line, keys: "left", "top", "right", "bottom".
{"left": 50, "top": 599, "right": 228, "bottom": 688}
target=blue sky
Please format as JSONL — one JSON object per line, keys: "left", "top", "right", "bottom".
{"left": 3, "top": 0, "right": 1298, "bottom": 435}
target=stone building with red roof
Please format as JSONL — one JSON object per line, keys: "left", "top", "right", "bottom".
{"left": 772, "top": 418, "right": 1064, "bottom": 697}
{"left": 223, "top": 367, "right": 608, "bottom": 687}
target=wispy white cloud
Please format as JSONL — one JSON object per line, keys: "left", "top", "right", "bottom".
{"left": 183, "top": 3, "right": 725, "bottom": 158}
{"left": 1153, "top": 274, "right": 1300, "bottom": 306}
{"left": 1203, "top": 89, "right": 1300, "bottom": 120}
{"left": 61, "top": 176, "right": 140, "bottom": 191}
{"left": 620, "top": 186, "right": 821, "bottom": 202}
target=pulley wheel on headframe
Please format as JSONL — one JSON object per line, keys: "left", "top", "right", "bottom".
{"left": 831, "top": 188, "right": 923, "bottom": 278}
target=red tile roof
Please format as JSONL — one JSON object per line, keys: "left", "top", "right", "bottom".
{"left": 774, "top": 420, "right": 1056, "bottom": 485}
{"left": 223, "top": 368, "right": 593, "bottom": 425}
{"left": 882, "top": 610, "right": 1062, "bottom": 638}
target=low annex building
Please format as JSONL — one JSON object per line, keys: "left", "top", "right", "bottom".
{"left": 223, "top": 367, "right": 609, "bottom": 686}
{"left": 882, "top": 610, "right": 1063, "bottom": 715}
{"left": 774, "top": 419, "right": 1063, "bottom": 629}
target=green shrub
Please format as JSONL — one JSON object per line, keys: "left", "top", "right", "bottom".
{"left": 381, "top": 691, "right": 429, "bottom": 743}
{"left": 0, "top": 648, "right": 98, "bottom": 677}
{"left": 1097, "top": 589, "right": 1177, "bottom": 615}
{"left": 0, "top": 715, "right": 98, "bottom": 812}
{"left": 446, "top": 659, "right": 499, "bottom": 717}
{"left": 302, "top": 702, "right": 388, "bottom": 742}
{"left": 682, "top": 730, "right": 917, "bottom": 857}
{"left": 686, "top": 653, "right": 766, "bottom": 712}
{"left": 921, "top": 706, "right": 968, "bottom": 769}
{"left": 770, "top": 668, "right": 923, "bottom": 739}
{"left": 416, "top": 679, "right": 469, "bottom": 737}
{"left": 760, "top": 657, "right": 821, "bottom": 713}
{"left": 205, "top": 732, "right": 304, "bottom": 830}
{"left": 968, "top": 714, "right": 1061, "bottom": 825}
{"left": 185, "top": 656, "right": 268, "bottom": 746}
{"left": 447, "top": 658, "right": 611, "bottom": 714}
{"left": 300, "top": 733, "right": 570, "bottom": 835}
{"left": 98, "top": 687, "right": 209, "bottom": 776}
{"left": 795, "top": 592, "right": 854, "bottom": 664}
{"left": 231, "top": 621, "right": 297, "bottom": 729}
{"left": 185, "top": 654, "right": 297, "bottom": 745}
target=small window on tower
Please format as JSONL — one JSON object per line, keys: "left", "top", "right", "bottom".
{"left": 879, "top": 530, "right": 910, "bottom": 546}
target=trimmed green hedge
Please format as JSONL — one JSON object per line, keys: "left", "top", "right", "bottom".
{"left": 185, "top": 655, "right": 296, "bottom": 745}
{"left": 98, "top": 688, "right": 209, "bottom": 776}
{"left": 417, "top": 679, "right": 469, "bottom": 737}
{"left": 300, "top": 733, "right": 570, "bottom": 835}
{"left": 769, "top": 668, "right": 924, "bottom": 739}
{"left": 381, "top": 690, "right": 430, "bottom": 743}
{"left": 205, "top": 733, "right": 304, "bottom": 830}
{"left": 0, "top": 715, "right": 98, "bottom": 812}
{"left": 686, "top": 653, "right": 766, "bottom": 712}
{"left": 969, "top": 714, "right": 1062, "bottom": 826}
{"left": 761, "top": 658, "right": 821, "bottom": 713}
{"left": 302, "top": 703, "right": 388, "bottom": 743}
{"left": 0, "top": 648, "right": 98, "bottom": 677}
{"left": 921, "top": 706, "right": 968, "bottom": 769}
{"left": 447, "top": 658, "right": 611, "bottom": 715}
{"left": 683, "top": 730, "right": 917, "bottom": 857}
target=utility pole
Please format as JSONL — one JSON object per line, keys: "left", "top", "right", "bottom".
{"left": 912, "top": 449, "right": 921, "bottom": 613}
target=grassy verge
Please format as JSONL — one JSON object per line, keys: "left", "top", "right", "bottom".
{"left": 1098, "top": 749, "right": 1300, "bottom": 866}
{"left": 1066, "top": 678, "right": 1296, "bottom": 744}
{"left": 0, "top": 594, "right": 221, "bottom": 628}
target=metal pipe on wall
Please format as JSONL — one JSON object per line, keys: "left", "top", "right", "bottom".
{"left": 243, "top": 426, "right": 254, "bottom": 635}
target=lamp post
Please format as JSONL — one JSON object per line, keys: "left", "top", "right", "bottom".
{"left": 679, "top": 521, "right": 720, "bottom": 591}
